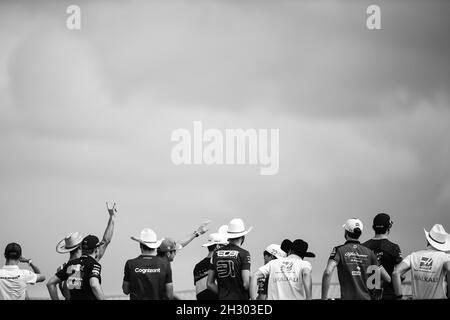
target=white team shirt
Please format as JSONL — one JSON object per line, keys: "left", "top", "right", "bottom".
{"left": 258, "top": 254, "right": 312, "bottom": 300}
{"left": 402, "top": 248, "right": 450, "bottom": 300}
{"left": 0, "top": 265, "right": 37, "bottom": 300}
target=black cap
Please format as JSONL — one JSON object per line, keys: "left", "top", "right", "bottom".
{"left": 4, "top": 243, "right": 22, "bottom": 259}
{"left": 81, "top": 235, "right": 101, "bottom": 250}
{"left": 373, "top": 213, "right": 392, "bottom": 229}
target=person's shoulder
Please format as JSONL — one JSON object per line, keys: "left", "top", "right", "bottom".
{"left": 158, "top": 256, "right": 171, "bottom": 268}
{"left": 84, "top": 256, "right": 101, "bottom": 268}
{"left": 20, "top": 268, "right": 34, "bottom": 276}
{"left": 124, "top": 256, "right": 138, "bottom": 266}
{"left": 358, "top": 243, "right": 376, "bottom": 255}
{"left": 56, "top": 262, "right": 66, "bottom": 272}
{"left": 383, "top": 239, "right": 402, "bottom": 253}
{"left": 330, "top": 243, "right": 345, "bottom": 254}
{"left": 239, "top": 246, "right": 250, "bottom": 255}
{"left": 300, "top": 259, "right": 312, "bottom": 269}
{"left": 193, "top": 260, "right": 202, "bottom": 270}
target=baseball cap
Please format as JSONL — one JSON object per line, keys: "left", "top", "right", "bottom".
{"left": 343, "top": 218, "right": 363, "bottom": 232}
{"left": 158, "top": 238, "right": 182, "bottom": 252}
{"left": 81, "top": 235, "right": 102, "bottom": 250}
{"left": 264, "top": 244, "right": 286, "bottom": 259}
{"left": 4, "top": 243, "right": 22, "bottom": 259}
{"left": 373, "top": 213, "right": 392, "bottom": 229}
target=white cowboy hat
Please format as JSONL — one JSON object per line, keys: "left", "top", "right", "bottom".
{"left": 56, "top": 232, "right": 83, "bottom": 254}
{"left": 225, "top": 218, "right": 253, "bottom": 239}
{"left": 264, "top": 244, "right": 287, "bottom": 259}
{"left": 218, "top": 225, "right": 228, "bottom": 234}
{"left": 131, "top": 228, "right": 163, "bottom": 249}
{"left": 424, "top": 224, "right": 450, "bottom": 252}
{"left": 202, "top": 233, "right": 229, "bottom": 247}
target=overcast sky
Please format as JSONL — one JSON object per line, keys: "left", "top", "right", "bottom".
{"left": 0, "top": 0, "right": 449, "bottom": 298}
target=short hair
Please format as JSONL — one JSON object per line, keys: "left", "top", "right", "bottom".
{"left": 346, "top": 228, "right": 362, "bottom": 240}
{"left": 82, "top": 248, "right": 96, "bottom": 256}
{"left": 373, "top": 225, "right": 388, "bottom": 235}
{"left": 4, "top": 243, "right": 22, "bottom": 260}
{"left": 208, "top": 245, "right": 216, "bottom": 253}
{"left": 140, "top": 244, "right": 156, "bottom": 252}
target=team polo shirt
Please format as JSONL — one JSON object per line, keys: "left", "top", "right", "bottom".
{"left": 329, "top": 240, "right": 378, "bottom": 300}
{"left": 0, "top": 265, "right": 37, "bottom": 300}
{"left": 56, "top": 255, "right": 101, "bottom": 300}
{"left": 363, "top": 238, "right": 403, "bottom": 299}
{"left": 194, "top": 257, "right": 218, "bottom": 300}
{"left": 210, "top": 243, "right": 251, "bottom": 300}
{"left": 258, "top": 254, "right": 312, "bottom": 300}
{"left": 402, "top": 248, "right": 450, "bottom": 300}
{"left": 123, "top": 255, "right": 172, "bottom": 300}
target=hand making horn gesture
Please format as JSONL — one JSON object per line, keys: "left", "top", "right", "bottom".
{"left": 106, "top": 202, "right": 118, "bottom": 216}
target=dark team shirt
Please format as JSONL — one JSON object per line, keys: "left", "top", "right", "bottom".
{"left": 363, "top": 238, "right": 402, "bottom": 299}
{"left": 210, "top": 243, "right": 251, "bottom": 300}
{"left": 329, "top": 240, "right": 378, "bottom": 300}
{"left": 123, "top": 255, "right": 172, "bottom": 300}
{"left": 55, "top": 255, "right": 101, "bottom": 300}
{"left": 194, "top": 257, "right": 218, "bottom": 300}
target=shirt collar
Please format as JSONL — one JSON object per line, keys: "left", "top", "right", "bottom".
{"left": 2, "top": 265, "right": 19, "bottom": 269}
{"left": 345, "top": 239, "right": 360, "bottom": 244}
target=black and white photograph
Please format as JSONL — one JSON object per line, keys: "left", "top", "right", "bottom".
{"left": 0, "top": 0, "right": 449, "bottom": 313}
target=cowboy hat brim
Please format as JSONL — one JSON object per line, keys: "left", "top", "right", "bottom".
{"left": 202, "top": 240, "right": 228, "bottom": 247}
{"left": 303, "top": 252, "right": 316, "bottom": 258}
{"left": 131, "top": 236, "right": 162, "bottom": 249}
{"left": 424, "top": 229, "right": 450, "bottom": 252}
{"left": 56, "top": 238, "right": 82, "bottom": 254}
{"left": 226, "top": 226, "right": 253, "bottom": 239}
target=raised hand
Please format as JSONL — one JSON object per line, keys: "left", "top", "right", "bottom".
{"left": 106, "top": 202, "right": 117, "bottom": 217}
{"left": 19, "top": 257, "right": 30, "bottom": 264}
{"left": 197, "top": 220, "right": 211, "bottom": 235}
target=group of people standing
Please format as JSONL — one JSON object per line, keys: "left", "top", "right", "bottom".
{"left": 1, "top": 204, "right": 450, "bottom": 300}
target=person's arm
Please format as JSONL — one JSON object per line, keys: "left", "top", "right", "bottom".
{"left": 206, "top": 269, "right": 218, "bottom": 295}
{"left": 178, "top": 221, "right": 211, "bottom": 248}
{"left": 122, "top": 261, "right": 130, "bottom": 295}
{"left": 302, "top": 267, "right": 313, "bottom": 300}
{"left": 445, "top": 261, "right": 450, "bottom": 299}
{"left": 442, "top": 260, "right": 450, "bottom": 299}
{"left": 250, "top": 271, "right": 263, "bottom": 300}
{"left": 47, "top": 275, "right": 63, "bottom": 300}
{"left": 242, "top": 269, "right": 251, "bottom": 293}
{"left": 321, "top": 259, "right": 337, "bottom": 300}
{"left": 392, "top": 261, "right": 410, "bottom": 298}
{"left": 165, "top": 283, "right": 174, "bottom": 300}
{"left": 444, "top": 261, "right": 450, "bottom": 273}
{"left": 96, "top": 202, "right": 117, "bottom": 261}
{"left": 122, "top": 281, "right": 130, "bottom": 295}
{"left": 89, "top": 277, "right": 105, "bottom": 300}
{"left": 19, "top": 258, "right": 46, "bottom": 283}
{"left": 379, "top": 265, "right": 391, "bottom": 283}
